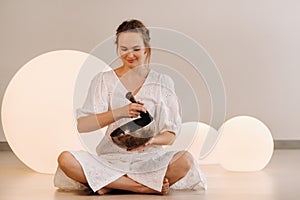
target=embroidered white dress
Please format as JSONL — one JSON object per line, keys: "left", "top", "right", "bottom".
{"left": 54, "top": 69, "right": 207, "bottom": 192}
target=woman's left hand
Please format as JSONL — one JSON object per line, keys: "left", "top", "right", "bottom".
{"left": 126, "top": 131, "right": 175, "bottom": 152}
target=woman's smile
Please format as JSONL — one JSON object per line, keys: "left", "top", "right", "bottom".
{"left": 127, "top": 59, "right": 136, "bottom": 63}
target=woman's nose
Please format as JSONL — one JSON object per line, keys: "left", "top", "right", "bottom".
{"left": 127, "top": 51, "right": 134, "bottom": 58}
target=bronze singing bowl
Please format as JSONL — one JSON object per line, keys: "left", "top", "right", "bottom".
{"left": 110, "top": 92, "right": 155, "bottom": 151}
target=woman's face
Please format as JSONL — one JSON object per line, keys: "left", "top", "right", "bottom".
{"left": 117, "top": 32, "right": 147, "bottom": 68}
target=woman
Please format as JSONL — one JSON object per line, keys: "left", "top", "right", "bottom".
{"left": 54, "top": 19, "right": 207, "bottom": 195}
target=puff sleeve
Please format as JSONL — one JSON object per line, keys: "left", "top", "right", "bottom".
{"left": 76, "top": 73, "right": 108, "bottom": 119}
{"left": 156, "top": 74, "right": 182, "bottom": 136}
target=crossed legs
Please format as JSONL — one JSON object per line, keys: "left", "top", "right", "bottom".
{"left": 57, "top": 150, "right": 194, "bottom": 195}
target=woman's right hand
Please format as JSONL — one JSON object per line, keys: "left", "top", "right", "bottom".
{"left": 77, "top": 102, "right": 147, "bottom": 133}
{"left": 115, "top": 102, "right": 147, "bottom": 119}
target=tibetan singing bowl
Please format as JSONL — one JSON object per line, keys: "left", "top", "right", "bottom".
{"left": 110, "top": 92, "right": 155, "bottom": 151}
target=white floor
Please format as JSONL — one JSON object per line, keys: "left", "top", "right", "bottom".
{"left": 0, "top": 150, "right": 299, "bottom": 200}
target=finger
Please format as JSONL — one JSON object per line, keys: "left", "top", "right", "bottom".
{"left": 140, "top": 107, "right": 147, "bottom": 113}
{"left": 145, "top": 138, "right": 154, "bottom": 146}
{"left": 131, "top": 104, "right": 147, "bottom": 113}
{"left": 136, "top": 107, "right": 147, "bottom": 113}
{"left": 132, "top": 103, "right": 144, "bottom": 108}
{"left": 144, "top": 142, "right": 150, "bottom": 146}
{"left": 135, "top": 105, "right": 147, "bottom": 113}
{"left": 137, "top": 101, "right": 144, "bottom": 105}
{"left": 130, "top": 110, "right": 140, "bottom": 114}
{"left": 129, "top": 111, "right": 140, "bottom": 117}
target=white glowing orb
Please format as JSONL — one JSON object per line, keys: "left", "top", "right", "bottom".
{"left": 1, "top": 50, "right": 108, "bottom": 174}
{"left": 166, "top": 121, "right": 219, "bottom": 164}
{"left": 216, "top": 116, "right": 274, "bottom": 171}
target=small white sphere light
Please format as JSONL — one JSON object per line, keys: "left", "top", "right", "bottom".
{"left": 217, "top": 116, "right": 274, "bottom": 171}
{"left": 1, "top": 50, "right": 108, "bottom": 174}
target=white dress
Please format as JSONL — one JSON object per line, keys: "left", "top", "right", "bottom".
{"left": 54, "top": 69, "right": 207, "bottom": 192}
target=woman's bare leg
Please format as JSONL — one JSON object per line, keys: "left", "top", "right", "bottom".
{"left": 164, "top": 151, "right": 194, "bottom": 186}
{"left": 57, "top": 151, "right": 169, "bottom": 195}
{"left": 57, "top": 151, "right": 87, "bottom": 184}
{"left": 98, "top": 150, "right": 194, "bottom": 194}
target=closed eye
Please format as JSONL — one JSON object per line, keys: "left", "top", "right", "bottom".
{"left": 120, "top": 45, "right": 142, "bottom": 52}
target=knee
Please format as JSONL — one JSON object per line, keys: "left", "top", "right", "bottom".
{"left": 179, "top": 151, "right": 194, "bottom": 173}
{"left": 57, "top": 151, "right": 72, "bottom": 170}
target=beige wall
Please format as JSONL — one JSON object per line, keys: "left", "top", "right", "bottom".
{"left": 1, "top": 0, "right": 300, "bottom": 141}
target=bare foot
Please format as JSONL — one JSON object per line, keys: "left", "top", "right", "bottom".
{"left": 161, "top": 178, "right": 169, "bottom": 195}
{"left": 139, "top": 177, "right": 169, "bottom": 195}
{"left": 96, "top": 187, "right": 112, "bottom": 195}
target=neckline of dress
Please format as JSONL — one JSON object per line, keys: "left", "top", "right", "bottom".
{"left": 111, "top": 69, "right": 152, "bottom": 97}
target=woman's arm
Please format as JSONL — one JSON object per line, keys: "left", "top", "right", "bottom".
{"left": 77, "top": 110, "right": 117, "bottom": 133}
{"left": 150, "top": 131, "right": 176, "bottom": 146}
{"left": 77, "top": 102, "right": 147, "bottom": 133}
{"left": 127, "top": 131, "right": 176, "bottom": 152}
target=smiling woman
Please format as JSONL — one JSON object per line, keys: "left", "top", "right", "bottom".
{"left": 54, "top": 19, "right": 207, "bottom": 195}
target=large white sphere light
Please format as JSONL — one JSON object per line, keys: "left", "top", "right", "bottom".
{"left": 216, "top": 116, "right": 274, "bottom": 171}
{"left": 1, "top": 50, "right": 108, "bottom": 174}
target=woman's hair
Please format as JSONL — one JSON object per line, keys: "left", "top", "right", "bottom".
{"left": 115, "top": 19, "right": 151, "bottom": 64}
